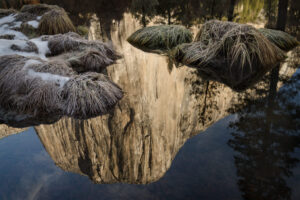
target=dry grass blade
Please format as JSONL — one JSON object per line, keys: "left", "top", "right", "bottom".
{"left": 38, "top": 9, "right": 75, "bottom": 35}
{"left": 62, "top": 72, "right": 123, "bottom": 119}
{"left": 0, "top": 55, "right": 74, "bottom": 118}
{"left": 127, "top": 25, "right": 193, "bottom": 54}
{"left": 258, "top": 28, "right": 299, "bottom": 51}
{"left": 47, "top": 33, "right": 121, "bottom": 72}
{"left": 175, "top": 20, "right": 286, "bottom": 91}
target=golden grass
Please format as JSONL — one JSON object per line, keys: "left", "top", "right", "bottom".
{"left": 127, "top": 25, "right": 193, "bottom": 54}
{"left": 174, "top": 20, "right": 286, "bottom": 91}
{"left": 62, "top": 72, "right": 123, "bottom": 119}
{"left": 38, "top": 9, "right": 75, "bottom": 35}
{"left": 258, "top": 28, "right": 299, "bottom": 51}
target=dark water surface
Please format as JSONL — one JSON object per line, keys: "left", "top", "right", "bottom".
{"left": 1, "top": 0, "right": 300, "bottom": 200}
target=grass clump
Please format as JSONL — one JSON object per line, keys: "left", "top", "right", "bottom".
{"left": 38, "top": 9, "right": 75, "bottom": 35}
{"left": 127, "top": 25, "right": 193, "bottom": 54}
{"left": 47, "top": 32, "right": 120, "bottom": 72}
{"left": 62, "top": 72, "right": 123, "bottom": 119}
{"left": 0, "top": 54, "right": 123, "bottom": 124}
{"left": 174, "top": 20, "right": 286, "bottom": 91}
{"left": 258, "top": 28, "right": 299, "bottom": 52}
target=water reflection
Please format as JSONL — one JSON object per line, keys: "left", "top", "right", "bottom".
{"left": 228, "top": 57, "right": 300, "bottom": 199}
{"left": 0, "top": 0, "right": 300, "bottom": 199}
{"left": 33, "top": 13, "right": 245, "bottom": 184}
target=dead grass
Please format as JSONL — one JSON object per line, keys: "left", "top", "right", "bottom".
{"left": 174, "top": 20, "right": 286, "bottom": 91}
{"left": 0, "top": 54, "right": 123, "bottom": 122}
{"left": 127, "top": 25, "right": 193, "bottom": 54}
{"left": 258, "top": 28, "right": 299, "bottom": 51}
{"left": 47, "top": 32, "right": 121, "bottom": 72}
{"left": 62, "top": 72, "right": 123, "bottom": 119}
{"left": 38, "top": 9, "right": 75, "bottom": 35}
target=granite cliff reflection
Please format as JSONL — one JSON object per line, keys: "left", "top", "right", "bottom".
{"left": 34, "top": 14, "right": 242, "bottom": 184}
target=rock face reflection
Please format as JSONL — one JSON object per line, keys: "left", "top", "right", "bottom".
{"left": 34, "top": 14, "right": 295, "bottom": 184}
{"left": 0, "top": 125, "right": 27, "bottom": 140}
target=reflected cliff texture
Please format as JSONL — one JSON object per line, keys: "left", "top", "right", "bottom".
{"left": 0, "top": 125, "right": 27, "bottom": 140}
{"left": 34, "top": 13, "right": 242, "bottom": 184}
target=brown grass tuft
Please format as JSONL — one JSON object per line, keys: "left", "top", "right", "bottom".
{"left": 0, "top": 55, "right": 123, "bottom": 123}
{"left": 47, "top": 32, "right": 121, "bottom": 72}
{"left": 38, "top": 9, "right": 75, "bottom": 35}
{"left": 258, "top": 28, "right": 299, "bottom": 51}
{"left": 62, "top": 72, "right": 123, "bottom": 119}
{"left": 127, "top": 25, "right": 193, "bottom": 54}
{"left": 175, "top": 20, "right": 286, "bottom": 91}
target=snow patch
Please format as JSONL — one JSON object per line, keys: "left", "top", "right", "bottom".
{"left": 30, "top": 37, "right": 50, "bottom": 59}
{"left": 27, "top": 20, "right": 39, "bottom": 29}
{"left": 0, "top": 14, "right": 16, "bottom": 26}
{"left": 27, "top": 69, "right": 70, "bottom": 88}
{"left": 23, "top": 59, "right": 42, "bottom": 70}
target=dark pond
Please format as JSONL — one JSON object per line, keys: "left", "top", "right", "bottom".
{"left": 0, "top": 0, "right": 300, "bottom": 199}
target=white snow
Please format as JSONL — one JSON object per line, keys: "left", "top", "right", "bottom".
{"left": 30, "top": 37, "right": 50, "bottom": 59}
{"left": 27, "top": 20, "right": 39, "bottom": 29}
{"left": 23, "top": 59, "right": 42, "bottom": 70}
{"left": 37, "top": 16, "right": 42, "bottom": 20}
{"left": 0, "top": 14, "right": 16, "bottom": 26}
{"left": 0, "top": 39, "right": 38, "bottom": 57}
{"left": 27, "top": 69, "right": 70, "bottom": 88}
{"left": 11, "top": 21, "right": 22, "bottom": 28}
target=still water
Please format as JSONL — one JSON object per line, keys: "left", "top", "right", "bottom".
{"left": 0, "top": 0, "right": 300, "bottom": 199}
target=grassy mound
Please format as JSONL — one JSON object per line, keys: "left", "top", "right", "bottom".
{"left": 175, "top": 20, "right": 286, "bottom": 91}
{"left": 0, "top": 55, "right": 73, "bottom": 117}
{"left": 258, "top": 28, "right": 299, "bottom": 51}
{"left": 47, "top": 32, "right": 84, "bottom": 55}
{"left": 47, "top": 32, "right": 120, "bottom": 72}
{"left": 127, "top": 25, "right": 193, "bottom": 54}
{"left": 38, "top": 9, "right": 75, "bottom": 35}
{"left": 0, "top": 54, "right": 123, "bottom": 123}
{"left": 67, "top": 48, "right": 118, "bottom": 73}
{"left": 62, "top": 72, "right": 123, "bottom": 119}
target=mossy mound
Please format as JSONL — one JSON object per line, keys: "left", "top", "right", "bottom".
{"left": 174, "top": 20, "right": 286, "bottom": 91}
{"left": 258, "top": 28, "right": 299, "bottom": 52}
{"left": 127, "top": 25, "right": 193, "bottom": 54}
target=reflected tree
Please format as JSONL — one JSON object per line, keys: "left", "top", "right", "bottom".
{"left": 228, "top": 70, "right": 300, "bottom": 200}
{"left": 130, "top": 0, "right": 159, "bottom": 27}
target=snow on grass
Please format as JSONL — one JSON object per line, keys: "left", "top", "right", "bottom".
{"left": 0, "top": 39, "right": 38, "bottom": 57}
{"left": 30, "top": 37, "right": 50, "bottom": 59}
{"left": 27, "top": 20, "right": 39, "bottom": 29}
{"left": 27, "top": 69, "right": 71, "bottom": 88}
{"left": 23, "top": 59, "right": 42, "bottom": 70}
